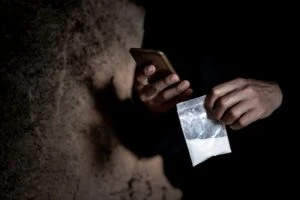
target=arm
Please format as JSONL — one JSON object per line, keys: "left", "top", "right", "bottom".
{"left": 204, "top": 77, "right": 286, "bottom": 130}
{"left": 203, "top": 46, "right": 292, "bottom": 130}
{"left": 203, "top": 5, "right": 295, "bottom": 130}
{"left": 111, "top": 64, "right": 192, "bottom": 157}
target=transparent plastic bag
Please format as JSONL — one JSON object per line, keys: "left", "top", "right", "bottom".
{"left": 176, "top": 95, "right": 231, "bottom": 166}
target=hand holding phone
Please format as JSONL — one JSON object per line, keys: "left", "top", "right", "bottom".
{"left": 130, "top": 48, "right": 193, "bottom": 113}
{"left": 130, "top": 48, "right": 177, "bottom": 83}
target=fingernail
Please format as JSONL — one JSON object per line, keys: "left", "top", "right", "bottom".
{"left": 170, "top": 74, "right": 179, "bottom": 82}
{"left": 147, "top": 65, "right": 155, "bottom": 73}
{"left": 230, "top": 125, "right": 238, "bottom": 130}
{"left": 179, "top": 81, "right": 189, "bottom": 90}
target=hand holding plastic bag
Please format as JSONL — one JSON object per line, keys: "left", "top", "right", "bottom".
{"left": 176, "top": 95, "right": 232, "bottom": 167}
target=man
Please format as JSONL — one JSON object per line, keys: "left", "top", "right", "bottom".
{"left": 115, "top": 1, "right": 295, "bottom": 198}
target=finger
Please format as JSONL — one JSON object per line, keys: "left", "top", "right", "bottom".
{"left": 222, "top": 100, "right": 254, "bottom": 125}
{"left": 161, "top": 89, "right": 193, "bottom": 111}
{"left": 230, "top": 109, "right": 261, "bottom": 130}
{"left": 156, "top": 80, "right": 190, "bottom": 103}
{"left": 144, "top": 74, "right": 180, "bottom": 98}
{"left": 205, "top": 78, "right": 249, "bottom": 112}
{"left": 135, "top": 65, "right": 156, "bottom": 87}
{"left": 212, "top": 88, "right": 252, "bottom": 120}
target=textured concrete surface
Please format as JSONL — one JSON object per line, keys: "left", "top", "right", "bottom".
{"left": 0, "top": 0, "right": 181, "bottom": 199}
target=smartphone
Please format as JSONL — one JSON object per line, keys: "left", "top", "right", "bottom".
{"left": 129, "top": 48, "right": 177, "bottom": 83}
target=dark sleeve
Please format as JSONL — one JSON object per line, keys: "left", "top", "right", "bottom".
{"left": 262, "top": 65, "right": 291, "bottom": 124}
{"left": 264, "top": 20, "right": 295, "bottom": 121}
{"left": 110, "top": 97, "right": 180, "bottom": 158}
{"left": 244, "top": 7, "right": 296, "bottom": 122}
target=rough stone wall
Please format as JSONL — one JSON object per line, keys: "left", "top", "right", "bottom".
{"left": 0, "top": 0, "right": 181, "bottom": 199}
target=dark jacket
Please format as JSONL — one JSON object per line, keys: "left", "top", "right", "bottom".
{"left": 114, "top": 1, "right": 296, "bottom": 197}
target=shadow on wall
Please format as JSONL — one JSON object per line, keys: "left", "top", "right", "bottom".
{"left": 0, "top": 0, "right": 182, "bottom": 199}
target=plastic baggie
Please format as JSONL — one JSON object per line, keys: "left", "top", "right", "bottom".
{"left": 176, "top": 95, "right": 232, "bottom": 167}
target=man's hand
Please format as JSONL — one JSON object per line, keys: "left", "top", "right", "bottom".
{"left": 134, "top": 65, "right": 193, "bottom": 113}
{"left": 205, "top": 78, "right": 283, "bottom": 130}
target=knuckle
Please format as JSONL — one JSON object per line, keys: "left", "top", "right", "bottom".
{"left": 244, "top": 85, "right": 255, "bottom": 95}
{"left": 161, "top": 91, "right": 169, "bottom": 101}
{"left": 252, "top": 96, "right": 263, "bottom": 108}
{"left": 237, "top": 118, "right": 247, "bottom": 127}
{"left": 236, "top": 77, "right": 249, "bottom": 85}
{"left": 211, "top": 87, "right": 221, "bottom": 97}
{"left": 219, "top": 97, "right": 229, "bottom": 108}
{"left": 236, "top": 77, "right": 246, "bottom": 84}
{"left": 258, "top": 107, "right": 267, "bottom": 118}
{"left": 229, "top": 109, "right": 238, "bottom": 119}
{"left": 139, "top": 94, "right": 148, "bottom": 103}
{"left": 176, "top": 82, "right": 182, "bottom": 90}
{"left": 176, "top": 84, "right": 184, "bottom": 93}
{"left": 253, "top": 96, "right": 260, "bottom": 104}
{"left": 158, "top": 79, "right": 167, "bottom": 90}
